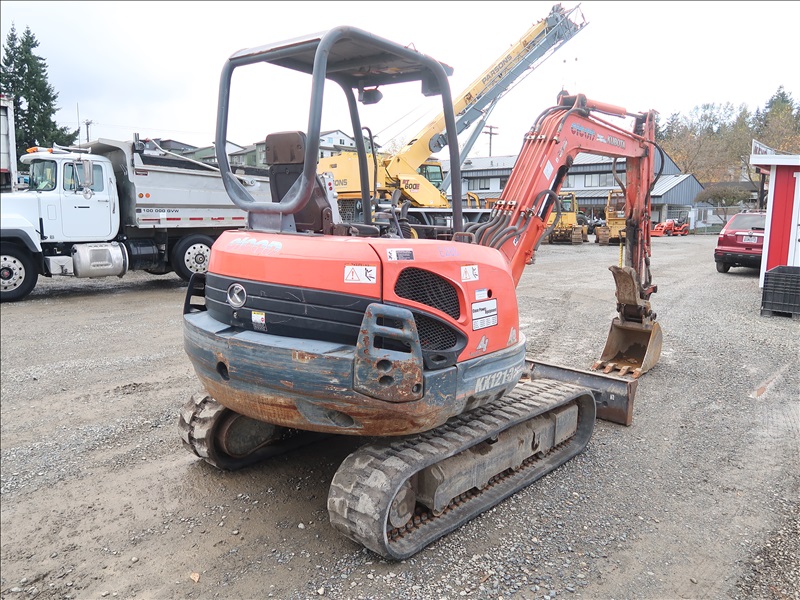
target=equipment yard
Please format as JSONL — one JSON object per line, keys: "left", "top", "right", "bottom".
{"left": 0, "top": 234, "right": 797, "bottom": 600}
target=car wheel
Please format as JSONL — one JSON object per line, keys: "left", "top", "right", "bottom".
{"left": 0, "top": 243, "right": 38, "bottom": 302}
{"left": 171, "top": 235, "right": 215, "bottom": 282}
{"left": 716, "top": 262, "right": 731, "bottom": 273}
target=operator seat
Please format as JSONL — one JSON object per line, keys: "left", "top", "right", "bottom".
{"left": 265, "top": 131, "right": 379, "bottom": 236}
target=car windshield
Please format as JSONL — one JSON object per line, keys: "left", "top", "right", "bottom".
{"left": 729, "top": 213, "right": 766, "bottom": 230}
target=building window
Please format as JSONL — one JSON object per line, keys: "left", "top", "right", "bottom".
{"left": 584, "top": 173, "right": 600, "bottom": 187}
{"left": 339, "top": 138, "right": 345, "bottom": 145}
{"left": 500, "top": 177, "right": 508, "bottom": 190}
{"left": 599, "top": 173, "right": 616, "bottom": 187}
{"left": 565, "top": 174, "right": 577, "bottom": 188}
{"left": 468, "top": 177, "right": 490, "bottom": 191}
{"left": 258, "top": 146, "right": 266, "bottom": 165}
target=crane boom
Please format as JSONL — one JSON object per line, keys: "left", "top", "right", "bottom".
{"left": 320, "top": 3, "right": 587, "bottom": 210}
{"left": 392, "top": 3, "right": 587, "bottom": 175}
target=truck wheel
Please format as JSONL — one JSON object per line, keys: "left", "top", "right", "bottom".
{"left": 0, "top": 243, "right": 38, "bottom": 302}
{"left": 171, "top": 235, "right": 215, "bottom": 282}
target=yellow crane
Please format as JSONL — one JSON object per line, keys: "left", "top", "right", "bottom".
{"left": 318, "top": 4, "right": 587, "bottom": 233}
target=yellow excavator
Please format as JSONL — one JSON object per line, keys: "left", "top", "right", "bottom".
{"left": 317, "top": 3, "right": 587, "bottom": 234}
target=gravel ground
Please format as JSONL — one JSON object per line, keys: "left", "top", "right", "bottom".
{"left": 1, "top": 234, "right": 798, "bottom": 600}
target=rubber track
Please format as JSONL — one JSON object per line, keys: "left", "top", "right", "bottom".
{"left": 178, "top": 393, "right": 327, "bottom": 470}
{"left": 327, "top": 378, "right": 596, "bottom": 559}
{"left": 179, "top": 393, "right": 227, "bottom": 467}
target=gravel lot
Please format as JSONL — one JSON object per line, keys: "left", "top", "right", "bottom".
{"left": 1, "top": 234, "right": 798, "bottom": 600}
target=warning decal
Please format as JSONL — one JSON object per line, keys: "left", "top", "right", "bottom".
{"left": 344, "top": 265, "right": 377, "bottom": 284}
{"left": 251, "top": 310, "right": 267, "bottom": 332}
{"left": 461, "top": 265, "right": 479, "bottom": 282}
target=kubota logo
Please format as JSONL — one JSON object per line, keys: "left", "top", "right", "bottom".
{"left": 226, "top": 283, "right": 247, "bottom": 308}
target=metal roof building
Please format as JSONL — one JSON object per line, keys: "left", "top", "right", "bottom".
{"left": 441, "top": 150, "right": 704, "bottom": 221}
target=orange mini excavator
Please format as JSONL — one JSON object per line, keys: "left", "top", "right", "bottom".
{"left": 179, "top": 26, "right": 663, "bottom": 559}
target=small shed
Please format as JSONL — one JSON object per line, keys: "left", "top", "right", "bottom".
{"left": 749, "top": 145, "right": 800, "bottom": 287}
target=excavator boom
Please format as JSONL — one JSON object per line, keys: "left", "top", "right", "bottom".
{"left": 466, "top": 92, "right": 662, "bottom": 376}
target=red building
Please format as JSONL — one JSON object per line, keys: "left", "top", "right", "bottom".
{"left": 749, "top": 145, "right": 800, "bottom": 288}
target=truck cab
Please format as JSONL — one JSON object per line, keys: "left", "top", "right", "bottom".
{"left": 1, "top": 149, "right": 123, "bottom": 300}
{"left": 1, "top": 137, "right": 273, "bottom": 302}
{"left": 20, "top": 149, "right": 118, "bottom": 242}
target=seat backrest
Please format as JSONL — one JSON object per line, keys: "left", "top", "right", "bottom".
{"left": 265, "top": 131, "right": 331, "bottom": 233}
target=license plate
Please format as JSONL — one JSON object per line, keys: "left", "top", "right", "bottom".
{"left": 743, "top": 235, "right": 758, "bottom": 244}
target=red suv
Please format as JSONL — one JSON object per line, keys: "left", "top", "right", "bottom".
{"left": 714, "top": 211, "right": 766, "bottom": 273}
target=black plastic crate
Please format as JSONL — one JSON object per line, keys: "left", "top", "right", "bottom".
{"left": 761, "top": 265, "right": 800, "bottom": 317}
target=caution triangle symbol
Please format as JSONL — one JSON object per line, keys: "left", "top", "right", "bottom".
{"left": 345, "top": 268, "right": 360, "bottom": 282}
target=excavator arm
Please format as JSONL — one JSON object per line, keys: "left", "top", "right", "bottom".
{"left": 468, "top": 92, "right": 662, "bottom": 377}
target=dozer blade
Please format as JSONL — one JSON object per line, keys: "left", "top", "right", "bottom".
{"left": 527, "top": 358, "right": 638, "bottom": 426}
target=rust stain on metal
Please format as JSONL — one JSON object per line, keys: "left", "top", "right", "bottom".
{"left": 292, "top": 350, "right": 314, "bottom": 363}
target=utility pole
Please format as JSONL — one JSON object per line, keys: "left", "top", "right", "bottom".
{"left": 483, "top": 125, "right": 498, "bottom": 157}
{"left": 84, "top": 119, "right": 93, "bottom": 143}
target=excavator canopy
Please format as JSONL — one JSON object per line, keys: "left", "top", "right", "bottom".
{"left": 215, "top": 26, "right": 464, "bottom": 232}
{"left": 227, "top": 29, "right": 454, "bottom": 88}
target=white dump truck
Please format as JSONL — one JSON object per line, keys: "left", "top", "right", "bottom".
{"left": 0, "top": 136, "right": 272, "bottom": 301}
{"left": 1, "top": 94, "right": 18, "bottom": 193}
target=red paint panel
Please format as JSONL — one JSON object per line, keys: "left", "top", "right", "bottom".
{"left": 766, "top": 166, "right": 800, "bottom": 270}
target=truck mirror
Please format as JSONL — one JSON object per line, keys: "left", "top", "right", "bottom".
{"left": 81, "top": 160, "right": 94, "bottom": 189}
{"left": 73, "top": 160, "right": 95, "bottom": 198}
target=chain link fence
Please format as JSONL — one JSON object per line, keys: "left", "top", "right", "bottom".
{"left": 658, "top": 204, "right": 758, "bottom": 235}
{"left": 690, "top": 205, "right": 759, "bottom": 235}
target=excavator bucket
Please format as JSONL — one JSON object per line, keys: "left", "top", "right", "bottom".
{"left": 593, "top": 318, "right": 662, "bottom": 379}
{"left": 592, "top": 265, "right": 663, "bottom": 379}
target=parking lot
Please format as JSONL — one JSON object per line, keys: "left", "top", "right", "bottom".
{"left": 1, "top": 234, "right": 798, "bottom": 600}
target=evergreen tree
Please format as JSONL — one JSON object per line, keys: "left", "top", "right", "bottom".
{"left": 1, "top": 24, "right": 78, "bottom": 169}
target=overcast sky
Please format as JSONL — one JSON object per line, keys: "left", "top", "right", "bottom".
{"left": 1, "top": 1, "right": 797, "bottom": 158}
